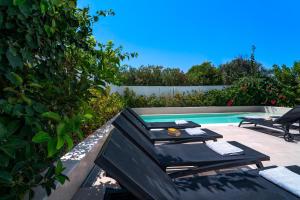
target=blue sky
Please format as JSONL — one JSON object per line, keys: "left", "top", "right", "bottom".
{"left": 78, "top": 0, "right": 300, "bottom": 71}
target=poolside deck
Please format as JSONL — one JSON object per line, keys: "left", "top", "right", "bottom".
{"left": 208, "top": 124, "right": 300, "bottom": 167}
{"left": 72, "top": 124, "right": 300, "bottom": 200}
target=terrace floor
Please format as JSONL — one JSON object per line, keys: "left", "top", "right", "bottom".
{"left": 72, "top": 124, "right": 300, "bottom": 200}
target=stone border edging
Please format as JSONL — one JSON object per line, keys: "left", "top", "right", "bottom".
{"left": 31, "top": 119, "right": 114, "bottom": 200}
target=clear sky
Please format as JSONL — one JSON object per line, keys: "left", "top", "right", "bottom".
{"left": 78, "top": 0, "right": 300, "bottom": 71}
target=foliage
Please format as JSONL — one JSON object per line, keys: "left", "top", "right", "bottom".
{"left": 0, "top": 1, "right": 133, "bottom": 198}
{"left": 121, "top": 65, "right": 187, "bottom": 86}
{"left": 123, "top": 88, "right": 226, "bottom": 107}
{"left": 81, "top": 87, "right": 125, "bottom": 134}
{"left": 120, "top": 46, "right": 271, "bottom": 86}
{"left": 186, "top": 62, "right": 222, "bottom": 85}
{"left": 226, "top": 77, "right": 295, "bottom": 106}
{"left": 273, "top": 62, "right": 300, "bottom": 104}
{"left": 123, "top": 76, "right": 295, "bottom": 108}
{"left": 219, "top": 57, "right": 264, "bottom": 84}
{"left": 161, "top": 68, "right": 187, "bottom": 86}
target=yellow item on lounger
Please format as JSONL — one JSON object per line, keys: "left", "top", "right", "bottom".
{"left": 168, "top": 128, "right": 181, "bottom": 137}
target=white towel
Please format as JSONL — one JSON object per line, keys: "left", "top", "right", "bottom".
{"left": 206, "top": 141, "right": 244, "bottom": 156}
{"left": 150, "top": 128, "right": 164, "bottom": 131}
{"left": 245, "top": 115, "right": 272, "bottom": 120}
{"left": 245, "top": 115, "right": 263, "bottom": 119}
{"left": 259, "top": 166, "right": 300, "bottom": 197}
{"left": 175, "top": 120, "right": 188, "bottom": 125}
{"left": 185, "top": 128, "right": 206, "bottom": 135}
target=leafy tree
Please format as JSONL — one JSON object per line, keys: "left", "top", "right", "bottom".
{"left": 121, "top": 65, "right": 186, "bottom": 86}
{"left": 134, "top": 65, "right": 163, "bottom": 85}
{"left": 186, "top": 62, "right": 222, "bottom": 85}
{"left": 0, "top": 0, "right": 133, "bottom": 198}
{"left": 220, "top": 56, "right": 263, "bottom": 84}
{"left": 161, "top": 68, "right": 187, "bottom": 85}
{"left": 273, "top": 62, "right": 300, "bottom": 103}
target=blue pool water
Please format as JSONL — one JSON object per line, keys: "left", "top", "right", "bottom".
{"left": 141, "top": 112, "right": 267, "bottom": 124}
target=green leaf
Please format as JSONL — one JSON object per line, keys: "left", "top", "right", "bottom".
{"left": 47, "top": 138, "right": 57, "bottom": 157}
{"left": 13, "top": 0, "right": 25, "bottom": 6}
{"left": 56, "top": 135, "right": 64, "bottom": 150}
{"left": 56, "top": 122, "right": 65, "bottom": 135}
{"left": 83, "top": 113, "right": 93, "bottom": 120}
{"left": 51, "top": 19, "right": 56, "bottom": 28}
{"left": 44, "top": 24, "right": 52, "bottom": 36}
{"left": 29, "top": 83, "right": 42, "bottom": 88}
{"left": 42, "top": 112, "right": 61, "bottom": 122}
{"left": 55, "top": 174, "right": 67, "bottom": 184}
{"left": 55, "top": 160, "right": 64, "bottom": 175}
{"left": 6, "top": 72, "right": 23, "bottom": 86}
{"left": 20, "top": 94, "right": 32, "bottom": 105}
{"left": 0, "top": 171, "right": 13, "bottom": 184}
{"left": 64, "top": 134, "right": 73, "bottom": 150}
{"left": 6, "top": 50, "right": 23, "bottom": 69}
{"left": 40, "top": 0, "right": 48, "bottom": 14}
{"left": 32, "top": 131, "right": 50, "bottom": 143}
{"left": 3, "top": 87, "right": 19, "bottom": 94}
{"left": 33, "top": 103, "right": 46, "bottom": 113}
{"left": 45, "top": 165, "right": 55, "bottom": 178}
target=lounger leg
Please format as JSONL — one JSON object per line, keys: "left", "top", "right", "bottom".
{"left": 238, "top": 120, "right": 244, "bottom": 127}
{"left": 283, "top": 124, "right": 294, "bottom": 142}
{"left": 256, "top": 162, "right": 264, "bottom": 168}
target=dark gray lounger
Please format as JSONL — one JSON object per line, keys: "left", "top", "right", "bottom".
{"left": 107, "top": 125, "right": 269, "bottom": 177}
{"left": 126, "top": 107, "right": 201, "bottom": 129}
{"left": 95, "top": 131, "right": 300, "bottom": 200}
{"left": 115, "top": 114, "right": 222, "bottom": 143}
{"left": 239, "top": 106, "right": 300, "bottom": 141}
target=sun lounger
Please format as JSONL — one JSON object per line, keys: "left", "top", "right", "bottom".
{"left": 125, "top": 108, "right": 201, "bottom": 129}
{"left": 239, "top": 106, "right": 300, "bottom": 141}
{"left": 113, "top": 114, "right": 222, "bottom": 144}
{"left": 95, "top": 131, "right": 299, "bottom": 200}
{"left": 103, "top": 128, "right": 269, "bottom": 178}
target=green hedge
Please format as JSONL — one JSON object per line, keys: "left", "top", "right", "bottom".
{"left": 81, "top": 87, "right": 125, "bottom": 135}
{"left": 123, "top": 77, "right": 295, "bottom": 107}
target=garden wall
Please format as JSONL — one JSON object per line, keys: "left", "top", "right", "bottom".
{"left": 110, "top": 85, "right": 228, "bottom": 96}
{"left": 133, "top": 106, "right": 292, "bottom": 115}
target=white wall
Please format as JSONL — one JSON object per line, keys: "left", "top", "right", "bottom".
{"left": 110, "top": 85, "right": 229, "bottom": 96}
{"left": 133, "top": 106, "right": 292, "bottom": 115}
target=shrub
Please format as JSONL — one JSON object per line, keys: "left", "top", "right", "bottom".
{"left": 227, "top": 77, "right": 295, "bottom": 106}
{"left": 0, "top": 1, "right": 133, "bottom": 198}
{"left": 122, "top": 77, "right": 295, "bottom": 108}
{"left": 81, "top": 87, "right": 125, "bottom": 134}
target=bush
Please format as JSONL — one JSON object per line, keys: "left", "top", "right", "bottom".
{"left": 0, "top": 1, "right": 132, "bottom": 198}
{"left": 123, "top": 77, "right": 295, "bottom": 108}
{"left": 227, "top": 77, "right": 295, "bottom": 106}
{"left": 81, "top": 88, "right": 125, "bottom": 134}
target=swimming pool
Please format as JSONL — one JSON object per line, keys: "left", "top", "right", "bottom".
{"left": 141, "top": 112, "right": 268, "bottom": 124}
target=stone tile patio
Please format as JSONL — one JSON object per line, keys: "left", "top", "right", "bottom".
{"left": 207, "top": 125, "right": 300, "bottom": 167}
